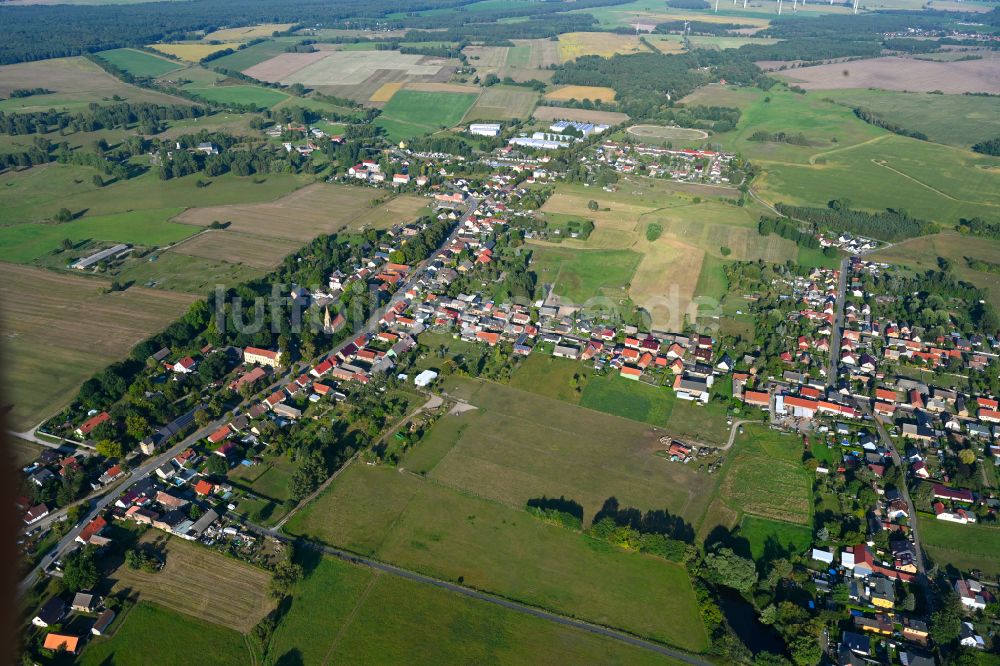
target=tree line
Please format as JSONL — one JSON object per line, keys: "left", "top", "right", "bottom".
{"left": 853, "top": 107, "right": 928, "bottom": 141}
{"left": 0, "top": 101, "right": 206, "bottom": 136}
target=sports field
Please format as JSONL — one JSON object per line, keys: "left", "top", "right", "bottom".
{"left": 375, "top": 90, "right": 478, "bottom": 140}
{"left": 919, "top": 514, "right": 1000, "bottom": 576}
{"left": 0, "top": 56, "right": 189, "bottom": 111}
{"left": 110, "top": 534, "right": 275, "bottom": 632}
{"left": 557, "top": 32, "right": 648, "bottom": 62}
{"left": 544, "top": 85, "right": 617, "bottom": 103}
{"left": 150, "top": 42, "right": 239, "bottom": 62}
{"left": 171, "top": 230, "right": 300, "bottom": 269}
{"left": 628, "top": 125, "right": 708, "bottom": 141}
{"left": 817, "top": 88, "right": 1000, "bottom": 149}
{"left": 269, "top": 555, "right": 687, "bottom": 665}
{"left": 95, "top": 48, "right": 182, "bottom": 77}
{"left": 173, "top": 185, "right": 425, "bottom": 241}
{"left": 405, "top": 377, "right": 712, "bottom": 526}
{"left": 0, "top": 263, "right": 196, "bottom": 429}
{"left": 285, "top": 464, "right": 708, "bottom": 651}
{"left": 81, "top": 602, "right": 249, "bottom": 666}
{"left": 464, "top": 85, "right": 538, "bottom": 121}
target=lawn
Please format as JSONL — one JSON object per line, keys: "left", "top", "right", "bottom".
{"left": 270, "top": 555, "right": 688, "bottom": 665}
{"left": 717, "top": 425, "right": 812, "bottom": 525}
{"left": 115, "top": 251, "right": 263, "bottom": 294}
{"left": 528, "top": 245, "right": 642, "bottom": 305}
{"left": 407, "top": 377, "right": 710, "bottom": 527}
{"left": 579, "top": 373, "right": 675, "bottom": 427}
{"left": 0, "top": 208, "right": 196, "bottom": 264}
{"left": 817, "top": 88, "right": 1000, "bottom": 149}
{"left": 919, "top": 514, "right": 1000, "bottom": 576}
{"left": 95, "top": 48, "right": 182, "bottom": 77}
{"left": 182, "top": 84, "right": 289, "bottom": 108}
{"left": 375, "top": 90, "right": 479, "bottom": 140}
{"left": 285, "top": 464, "right": 709, "bottom": 651}
{"left": 80, "top": 602, "right": 249, "bottom": 666}
{"left": 508, "top": 352, "right": 587, "bottom": 404}
{"left": 738, "top": 515, "right": 813, "bottom": 562}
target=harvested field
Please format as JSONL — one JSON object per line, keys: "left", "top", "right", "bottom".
{"left": 545, "top": 85, "right": 617, "bottom": 103}
{"left": 464, "top": 86, "right": 538, "bottom": 121}
{"left": 0, "top": 264, "right": 196, "bottom": 429}
{"left": 506, "top": 39, "right": 561, "bottom": 69}
{"left": 558, "top": 31, "right": 647, "bottom": 62}
{"left": 369, "top": 81, "right": 404, "bottom": 103}
{"left": 630, "top": 237, "right": 705, "bottom": 331}
{"left": 170, "top": 230, "right": 300, "bottom": 269}
{"left": 110, "top": 534, "right": 275, "bottom": 633}
{"left": 150, "top": 42, "right": 239, "bottom": 62}
{"left": 0, "top": 57, "right": 188, "bottom": 110}
{"left": 173, "top": 185, "right": 423, "bottom": 241}
{"left": 777, "top": 54, "right": 1000, "bottom": 93}
{"left": 532, "top": 106, "right": 629, "bottom": 125}
{"left": 403, "top": 81, "right": 480, "bottom": 94}
{"left": 628, "top": 125, "right": 708, "bottom": 140}
{"left": 202, "top": 23, "right": 296, "bottom": 42}
{"left": 241, "top": 51, "right": 330, "bottom": 81}
{"left": 283, "top": 51, "right": 444, "bottom": 86}
{"left": 463, "top": 45, "right": 509, "bottom": 77}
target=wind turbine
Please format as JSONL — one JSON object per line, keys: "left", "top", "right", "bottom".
{"left": 715, "top": 0, "right": 720, "bottom": 11}
{"left": 853, "top": 0, "right": 859, "bottom": 13}
{"left": 777, "top": 0, "right": 783, "bottom": 14}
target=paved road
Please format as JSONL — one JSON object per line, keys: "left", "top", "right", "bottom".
{"left": 856, "top": 398, "right": 934, "bottom": 614}
{"left": 826, "top": 258, "right": 848, "bottom": 389}
{"left": 244, "top": 522, "right": 711, "bottom": 666}
{"left": 19, "top": 192, "right": 479, "bottom": 597}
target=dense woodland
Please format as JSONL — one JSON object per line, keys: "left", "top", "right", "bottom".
{"left": 775, "top": 201, "right": 936, "bottom": 242}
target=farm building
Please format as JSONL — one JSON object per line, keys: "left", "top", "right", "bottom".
{"left": 469, "top": 123, "right": 501, "bottom": 137}
{"left": 71, "top": 244, "right": 131, "bottom": 270}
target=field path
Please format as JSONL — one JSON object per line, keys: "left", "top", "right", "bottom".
{"left": 808, "top": 133, "right": 888, "bottom": 165}
{"left": 869, "top": 157, "right": 994, "bottom": 206}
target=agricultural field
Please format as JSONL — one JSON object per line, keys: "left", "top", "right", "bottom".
{"left": 642, "top": 34, "right": 687, "bottom": 54}
{"left": 94, "top": 48, "right": 182, "bottom": 78}
{"left": 679, "top": 83, "right": 763, "bottom": 112}
{"left": 0, "top": 263, "right": 196, "bottom": 430}
{"left": 532, "top": 183, "right": 782, "bottom": 329}
{"left": 285, "top": 464, "right": 709, "bottom": 651}
{"left": 570, "top": 0, "right": 773, "bottom": 27}
{"left": 464, "top": 85, "right": 539, "bottom": 121}
{"left": 369, "top": 81, "right": 404, "bottom": 103}
{"left": 0, "top": 56, "right": 189, "bottom": 112}
{"left": 170, "top": 230, "right": 300, "bottom": 269}
{"left": 109, "top": 534, "right": 275, "bottom": 632}
{"left": 919, "top": 514, "right": 1000, "bottom": 576}
{"left": 872, "top": 231, "right": 1000, "bottom": 312}
{"left": 210, "top": 39, "right": 301, "bottom": 72}
{"left": 529, "top": 245, "right": 642, "bottom": 305}
{"left": 174, "top": 185, "right": 425, "bottom": 241}
{"left": 80, "top": 602, "right": 249, "bottom": 666}
{"left": 269, "top": 555, "right": 687, "bottom": 666}
{"left": 716, "top": 425, "right": 812, "bottom": 526}
{"left": 181, "top": 83, "right": 288, "bottom": 108}
{"left": 557, "top": 32, "right": 648, "bottom": 62}
{"left": 0, "top": 164, "right": 309, "bottom": 225}
{"left": 150, "top": 42, "right": 239, "bottom": 62}
{"left": 544, "top": 85, "right": 618, "bottom": 103}
{"left": 405, "top": 376, "right": 712, "bottom": 526}
{"left": 687, "top": 36, "right": 779, "bottom": 50}
{"left": 777, "top": 54, "right": 1000, "bottom": 94}
{"left": 201, "top": 23, "right": 296, "bottom": 42}
{"left": 816, "top": 88, "right": 1000, "bottom": 149}
{"left": 6, "top": 437, "right": 42, "bottom": 468}
{"left": 532, "top": 105, "right": 630, "bottom": 126}
{"left": 375, "top": 90, "right": 479, "bottom": 140}
{"left": 114, "top": 252, "right": 264, "bottom": 294}
{"left": 0, "top": 208, "right": 196, "bottom": 265}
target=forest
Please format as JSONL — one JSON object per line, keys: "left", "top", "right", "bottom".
{"left": 775, "top": 201, "right": 936, "bottom": 242}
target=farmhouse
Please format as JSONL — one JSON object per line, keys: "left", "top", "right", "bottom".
{"left": 243, "top": 346, "right": 283, "bottom": 368}
{"left": 75, "top": 411, "right": 110, "bottom": 437}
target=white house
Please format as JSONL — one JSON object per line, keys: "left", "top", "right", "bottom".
{"left": 414, "top": 369, "right": 438, "bottom": 388}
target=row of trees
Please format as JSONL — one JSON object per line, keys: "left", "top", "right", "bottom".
{"left": 775, "top": 200, "right": 936, "bottom": 242}
{"left": 0, "top": 102, "right": 206, "bottom": 136}
{"left": 853, "top": 107, "right": 928, "bottom": 141}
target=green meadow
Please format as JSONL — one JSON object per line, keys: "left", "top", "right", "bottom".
{"left": 95, "top": 48, "right": 183, "bottom": 78}
{"left": 376, "top": 90, "right": 479, "bottom": 141}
